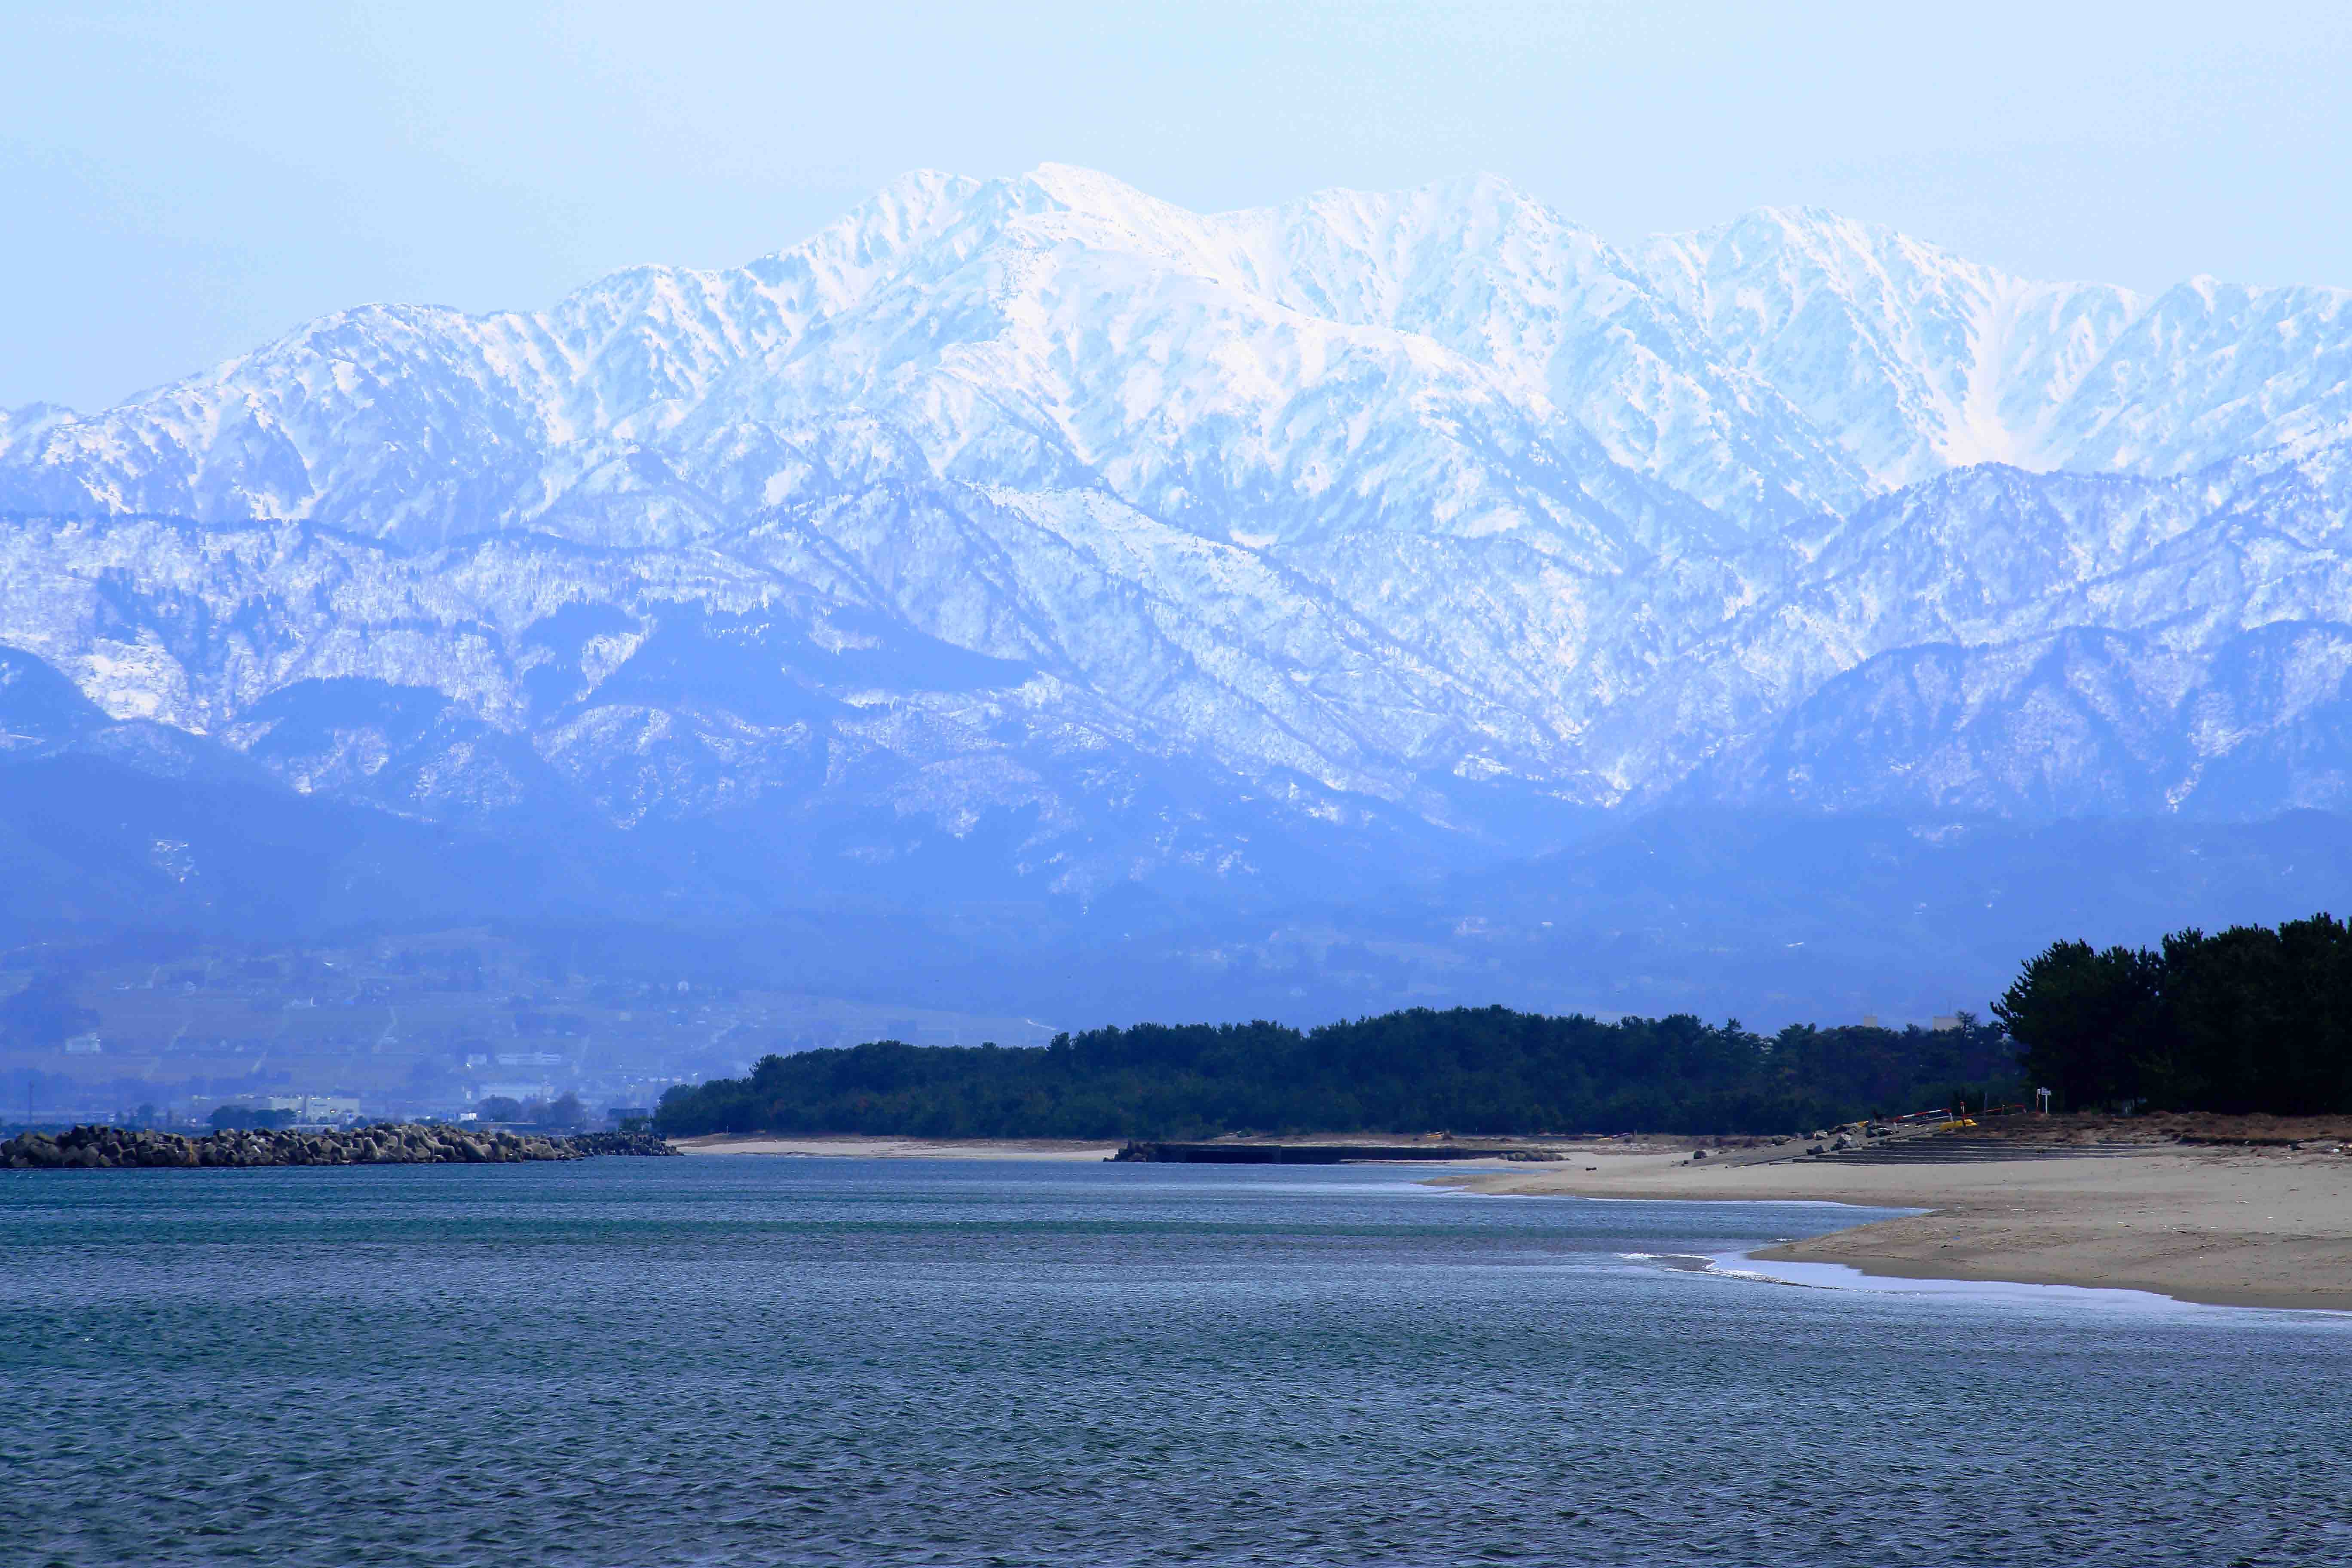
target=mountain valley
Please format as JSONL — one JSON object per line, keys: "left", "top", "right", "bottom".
{"left": 4, "top": 164, "right": 2349, "bottom": 1029}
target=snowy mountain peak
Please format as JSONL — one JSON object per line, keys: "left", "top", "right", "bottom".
{"left": 5, "top": 167, "right": 2352, "bottom": 891}
{"left": 1643, "top": 206, "right": 2146, "bottom": 484}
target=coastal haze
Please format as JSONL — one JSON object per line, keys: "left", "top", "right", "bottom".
{"left": 9, "top": 164, "right": 2352, "bottom": 1119}
{"left": 12, "top": 10, "right": 2352, "bottom": 1567}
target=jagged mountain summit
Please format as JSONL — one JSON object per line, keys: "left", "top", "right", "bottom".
{"left": 2, "top": 164, "right": 2350, "bottom": 912}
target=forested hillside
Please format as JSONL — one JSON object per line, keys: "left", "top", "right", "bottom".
{"left": 1997, "top": 914, "right": 2352, "bottom": 1115}
{"left": 654, "top": 1007, "right": 2019, "bottom": 1139}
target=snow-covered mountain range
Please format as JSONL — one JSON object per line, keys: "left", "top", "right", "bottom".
{"left": 4, "top": 164, "right": 2350, "bottom": 901}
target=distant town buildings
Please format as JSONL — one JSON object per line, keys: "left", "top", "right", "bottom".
{"left": 261, "top": 1093, "right": 361, "bottom": 1123}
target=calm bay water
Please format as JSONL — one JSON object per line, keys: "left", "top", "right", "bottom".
{"left": 3, "top": 1158, "right": 2348, "bottom": 1566}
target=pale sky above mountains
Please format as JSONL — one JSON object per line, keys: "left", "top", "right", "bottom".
{"left": 5, "top": 0, "right": 2349, "bottom": 412}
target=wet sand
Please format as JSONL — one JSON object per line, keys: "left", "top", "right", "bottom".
{"left": 1442, "top": 1141, "right": 2352, "bottom": 1311}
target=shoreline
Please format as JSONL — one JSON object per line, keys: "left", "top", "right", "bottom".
{"left": 1704, "top": 1248, "right": 2343, "bottom": 1316}
{"left": 1724, "top": 1242, "right": 2346, "bottom": 1314}
{"left": 671, "top": 1133, "right": 1122, "bottom": 1161}
{"left": 668, "top": 1126, "right": 2352, "bottom": 1312}
{"left": 1436, "top": 1142, "right": 2352, "bottom": 1313}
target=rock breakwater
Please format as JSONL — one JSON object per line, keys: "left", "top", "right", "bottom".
{"left": 561, "top": 1130, "right": 683, "bottom": 1157}
{"left": 1, "top": 1123, "right": 676, "bottom": 1169}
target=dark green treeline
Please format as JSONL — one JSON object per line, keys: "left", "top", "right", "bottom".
{"left": 654, "top": 1008, "right": 2017, "bottom": 1139}
{"left": 1996, "top": 913, "right": 2352, "bottom": 1115}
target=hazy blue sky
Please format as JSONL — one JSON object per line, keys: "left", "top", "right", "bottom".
{"left": 7, "top": 0, "right": 2349, "bottom": 410}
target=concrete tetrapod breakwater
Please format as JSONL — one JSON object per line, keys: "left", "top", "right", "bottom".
{"left": 561, "top": 1130, "right": 683, "bottom": 1157}
{"left": 0, "top": 1123, "right": 679, "bottom": 1168}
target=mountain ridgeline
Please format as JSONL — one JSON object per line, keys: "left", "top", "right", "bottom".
{"left": 5, "top": 168, "right": 2352, "bottom": 1025}
{"left": 5, "top": 170, "right": 2352, "bottom": 898}
{"left": 652, "top": 1008, "right": 2020, "bottom": 1140}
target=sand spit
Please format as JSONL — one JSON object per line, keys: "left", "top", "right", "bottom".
{"left": 1442, "top": 1117, "right": 2352, "bottom": 1312}
{"left": 674, "top": 1118, "right": 2352, "bottom": 1311}
{"left": 669, "top": 1132, "right": 1609, "bottom": 1163}
{"left": 673, "top": 1134, "right": 1121, "bottom": 1161}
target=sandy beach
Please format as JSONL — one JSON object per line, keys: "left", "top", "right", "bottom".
{"left": 668, "top": 1121, "right": 2352, "bottom": 1311}
{"left": 1442, "top": 1124, "right": 2352, "bottom": 1312}
{"left": 672, "top": 1133, "right": 1122, "bottom": 1161}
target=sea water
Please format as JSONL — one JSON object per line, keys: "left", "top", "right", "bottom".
{"left": 3, "top": 1158, "right": 2346, "bottom": 1566}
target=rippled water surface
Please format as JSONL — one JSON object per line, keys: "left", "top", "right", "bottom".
{"left": 4, "top": 1158, "right": 2349, "bottom": 1566}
